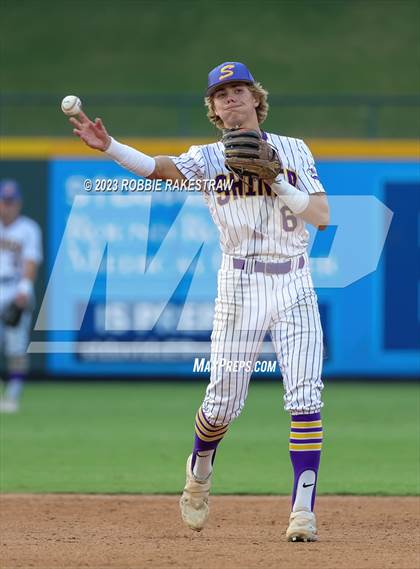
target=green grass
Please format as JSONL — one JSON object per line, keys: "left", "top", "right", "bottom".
{"left": 0, "top": 0, "right": 419, "bottom": 136}
{"left": 1, "top": 382, "right": 418, "bottom": 495}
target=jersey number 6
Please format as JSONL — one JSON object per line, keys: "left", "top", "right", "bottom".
{"left": 281, "top": 206, "right": 298, "bottom": 232}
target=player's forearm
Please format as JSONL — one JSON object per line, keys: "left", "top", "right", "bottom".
{"left": 151, "top": 156, "right": 186, "bottom": 181}
{"left": 271, "top": 180, "right": 329, "bottom": 228}
{"left": 22, "top": 260, "right": 38, "bottom": 282}
{"left": 105, "top": 137, "right": 156, "bottom": 177}
{"left": 105, "top": 138, "right": 185, "bottom": 181}
{"left": 15, "top": 260, "right": 38, "bottom": 297}
{"left": 297, "top": 194, "right": 330, "bottom": 227}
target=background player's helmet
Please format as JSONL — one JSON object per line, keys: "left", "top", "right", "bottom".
{"left": 0, "top": 179, "right": 21, "bottom": 202}
{"left": 207, "top": 62, "right": 255, "bottom": 96}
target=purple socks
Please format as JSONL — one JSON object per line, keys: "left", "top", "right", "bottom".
{"left": 191, "top": 408, "right": 228, "bottom": 479}
{"left": 188, "top": 407, "right": 323, "bottom": 503}
{"left": 5, "top": 373, "right": 25, "bottom": 402}
{"left": 289, "top": 412, "right": 323, "bottom": 512}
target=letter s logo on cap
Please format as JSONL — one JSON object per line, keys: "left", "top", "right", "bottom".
{"left": 219, "top": 64, "right": 235, "bottom": 80}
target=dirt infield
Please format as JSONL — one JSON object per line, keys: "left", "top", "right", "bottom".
{"left": 0, "top": 495, "right": 418, "bottom": 569}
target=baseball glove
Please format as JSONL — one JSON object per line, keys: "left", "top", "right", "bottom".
{"left": 1, "top": 301, "right": 24, "bottom": 327}
{"left": 222, "top": 128, "right": 282, "bottom": 183}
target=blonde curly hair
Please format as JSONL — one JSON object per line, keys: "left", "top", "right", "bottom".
{"left": 204, "top": 82, "right": 269, "bottom": 130}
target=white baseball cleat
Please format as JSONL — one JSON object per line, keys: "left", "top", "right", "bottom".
{"left": 0, "top": 398, "right": 19, "bottom": 413}
{"left": 179, "top": 454, "right": 212, "bottom": 531}
{"left": 286, "top": 510, "right": 318, "bottom": 542}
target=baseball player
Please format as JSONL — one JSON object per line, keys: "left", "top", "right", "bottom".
{"left": 69, "top": 61, "right": 329, "bottom": 542}
{"left": 0, "top": 180, "right": 43, "bottom": 413}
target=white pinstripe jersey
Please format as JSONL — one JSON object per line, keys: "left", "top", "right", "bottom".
{"left": 171, "top": 134, "right": 326, "bottom": 260}
{"left": 0, "top": 216, "right": 43, "bottom": 280}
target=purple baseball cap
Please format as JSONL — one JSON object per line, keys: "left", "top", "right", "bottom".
{"left": 207, "top": 62, "right": 255, "bottom": 95}
{"left": 0, "top": 179, "right": 21, "bottom": 201}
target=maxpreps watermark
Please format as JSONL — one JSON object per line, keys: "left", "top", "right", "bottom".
{"left": 193, "top": 358, "right": 278, "bottom": 373}
{"left": 83, "top": 178, "right": 234, "bottom": 192}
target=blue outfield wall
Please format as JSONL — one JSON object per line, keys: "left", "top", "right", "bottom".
{"left": 39, "top": 159, "right": 419, "bottom": 377}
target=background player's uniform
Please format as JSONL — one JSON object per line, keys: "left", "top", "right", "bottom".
{"left": 0, "top": 214, "right": 43, "bottom": 411}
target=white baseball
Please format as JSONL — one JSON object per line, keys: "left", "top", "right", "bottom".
{"left": 61, "top": 95, "right": 82, "bottom": 116}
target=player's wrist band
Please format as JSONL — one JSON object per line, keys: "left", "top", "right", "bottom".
{"left": 16, "top": 278, "right": 34, "bottom": 297}
{"left": 271, "top": 179, "right": 310, "bottom": 214}
{"left": 105, "top": 137, "right": 156, "bottom": 177}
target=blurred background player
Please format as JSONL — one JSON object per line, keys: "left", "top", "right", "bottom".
{"left": 0, "top": 180, "right": 43, "bottom": 413}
